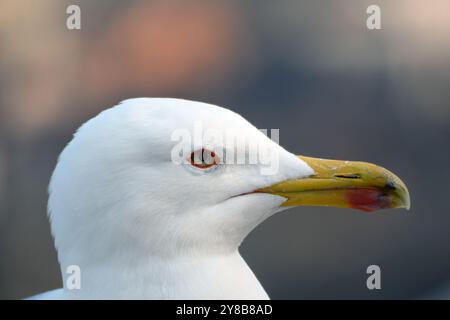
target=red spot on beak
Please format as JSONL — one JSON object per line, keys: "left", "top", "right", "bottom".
{"left": 346, "top": 188, "right": 391, "bottom": 212}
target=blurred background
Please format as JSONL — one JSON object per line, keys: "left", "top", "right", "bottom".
{"left": 1, "top": 0, "right": 450, "bottom": 299}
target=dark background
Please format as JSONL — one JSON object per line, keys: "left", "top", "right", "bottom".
{"left": 1, "top": 0, "right": 449, "bottom": 299}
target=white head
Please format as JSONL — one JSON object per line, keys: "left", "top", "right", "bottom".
{"left": 49, "top": 99, "right": 312, "bottom": 271}
{"left": 49, "top": 98, "right": 409, "bottom": 278}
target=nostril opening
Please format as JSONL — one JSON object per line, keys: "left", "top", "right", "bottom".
{"left": 334, "top": 174, "right": 361, "bottom": 179}
{"left": 385, "top": 181, "right": 396, "bottom": 190}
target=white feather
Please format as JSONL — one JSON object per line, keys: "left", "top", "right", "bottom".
{"left": 30, "top": 98, "right": 313, "bottom": 299}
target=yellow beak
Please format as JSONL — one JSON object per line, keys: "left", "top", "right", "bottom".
{"left": 257, "top": 156, "right": 410, "bottom": 212}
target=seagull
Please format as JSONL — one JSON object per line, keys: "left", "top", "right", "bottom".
{"left": 30, "top": 98, "right": 410, "bottom": 299}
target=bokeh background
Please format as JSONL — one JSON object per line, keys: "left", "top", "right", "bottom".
{"left": 1, "top": 0, "right": 450, "bottom": 299}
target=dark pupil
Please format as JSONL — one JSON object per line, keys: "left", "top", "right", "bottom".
{"left": 191, "top": 149, "right": 209, "bottom": 165}
{"left": 201, "top": 150, "right": 206, "bottom": 162}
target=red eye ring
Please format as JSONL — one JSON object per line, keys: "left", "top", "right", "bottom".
{"left": 189, "top": 148, "right": 219, "bottom": 169}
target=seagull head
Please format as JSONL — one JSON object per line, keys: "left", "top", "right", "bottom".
{"left": 49, "top": 98, "right": 410, "bottom": 270}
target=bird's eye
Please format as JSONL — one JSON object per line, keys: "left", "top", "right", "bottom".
{"left": 189, "top": 148, "right": 219, "bottom": 169}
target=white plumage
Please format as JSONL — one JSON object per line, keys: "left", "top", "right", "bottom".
{"left": 30, "top": 98, "right": 410, "bottom": 299}
{"left": 31, "top": 98, "right": 313, "bottom": 299}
